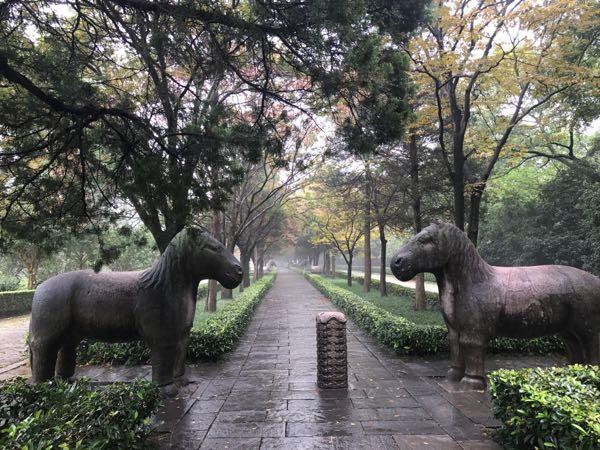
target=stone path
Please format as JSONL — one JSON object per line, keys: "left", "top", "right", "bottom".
{"left": 2, "top": 271, "right": 564, "bottom": 448}
{"left": 142, "top": 270, "right": 556, "bottom": 449}
{"left": 0, "top": 314, "right": 29, "bottom": 380}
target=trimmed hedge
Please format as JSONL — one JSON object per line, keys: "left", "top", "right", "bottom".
{"left": 489, "top": 365, "right": 600, "bottom": 449}
{"left": 306, "top": 273, "right": 563, "bottom": 355}
{"left": 0, "top": 377, "right": 160, "bottom": 449}
{"left": 78, "top": 273, "right": 276, "bottom": 365}
{"left": 0, "top": 290, "right": 35, "bottom": 317}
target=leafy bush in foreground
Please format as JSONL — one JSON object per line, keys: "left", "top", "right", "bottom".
{"left": 78, "top": 273, "right": 276, "bottom": 365}
{"left": 306, "top": 273, "right": 563, "bottom": 355}
{"left": 489, "top": 365, "right": 600, "bottom": 449}
{"left": 0, "top": 378, "right": 160, "bottom": 449}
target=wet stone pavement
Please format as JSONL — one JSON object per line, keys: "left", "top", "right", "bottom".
{"left": 6, "top": 271, "right": 564, "bottom": 449}
{"left": 141, "top": 270, "right": 549, "bottom": 450}
{"left": 0, "top": 314, "right": 30, "bottom": 380}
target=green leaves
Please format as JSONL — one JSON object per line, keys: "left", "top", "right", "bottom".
{"left": 0, "top": 378, "right": 160, "bottom": 449}
{"left": 489, "top": 365, "right": 600, "bottom": 450}
{"left": 306, "top": 273, "right": 448, "bottom": 355}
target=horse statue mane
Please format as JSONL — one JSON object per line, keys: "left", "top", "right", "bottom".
{"left": 140, "top": 228, "right": 207, "bottom": 290}
{"left": 428, "top": 221, "right": 493, "bottom": 283}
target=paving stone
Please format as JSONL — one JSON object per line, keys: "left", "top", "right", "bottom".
{"left": 459, "top": 439, "right": 503, "bottom": 449}
{"left": 375, "top": 408, "right": 432, "bottom": 421}
{"left": 175, "top": 412, "right": 217, "bottom": 431}
{"left": 332, "top": 435, "right": 399, "bottom": 449}
{"left": 205, "top": 421, "right": 285, "bottom": 438}
{"left": 361, "top": 420, "right": 442, "bottom": 435}
{"left": 392, "top": 434, "right": 461, "bottom": 449}
{"left": 352, "top": 397, "right": 420, "bottom": 409}
{"left": 269, "top": 389, "right": 319, "bottom": 400}
{"left": 152, "top": 398, "right": 196, "bottom": 432}
{"left": 288, "top": 398, "right": 354, "bottom": 411}
{"left": 191, "top": 399, "right": 225, "bottom": 414}
{"left": 200, "top": 437, "right": 261, "bottom": 449}
{"left": 161, "top": 430, "right": 207, "bottom": 449}
{"left": 214, "top": 410, "right": 268, "bottom": 423}
{"left": 286, "top": 421, "right": 365, "bottom": 437}
{"left": 260, "top": 437, "right": 335, "bottom": 449}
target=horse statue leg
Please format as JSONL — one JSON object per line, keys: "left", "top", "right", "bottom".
{"left": 173, "top": 331, "right": 191, "bottom": 380}
{"left": 459, "top": 333, "right": 488, "bottom": 390}
{"left": 29, "top": 338, "right": 61, "bottom": 383}
{"left": 446, "top": 325, "right": 465, "bottom": 382}
{"left": 55, "top": 335, "right": 81, "bottom": 381}
{"left": 150, "top": 342, "right": 179, "bottom": 397}
{"left": 580, "top": 331, "right": 600, "bottom": 365}
{"left": 560, "top": 331, "right": 586, "bottom": 363}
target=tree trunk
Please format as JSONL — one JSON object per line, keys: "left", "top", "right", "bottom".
{"left": 331, "top": 253, "right": 335, "bottom": 276}
{"left": 467, "top": 184, "right": 484, "bottom": 246}
{"left": 446, "top": 89, "right": 467, "bottom": 231}
{"left": 363, "top": 180, "right": 371, "bottom": 293}
{"left": 379, "top": 224, "right": 387, "bottom": 297}
{"left": 346, "top": 255, "right": 353, "bottom": 287}
{"left": 221, "top": 239, "right": 236, "bottom": 299}
{"left": 413, "top": 273, "right": 427, "bottom": 311}
{"left": 27, "top": 269, "right": 35, "bottom": 290}
{"left": 205, "top": 280, "right": 218, "bottom": 312}
{"left": 240, "top": 250, "right": 251, "bottom": 289}
{"left": 323, "top": 249, "right": 330, "bottom": 276}
{"left": 314, "top": 248, "right": 320, "bottom": 266}
{"left": 410, "top": 133, "right": 427, "bottom": 310}
{"left": 205, "top": 211, "right": 221, "bottom": 312}
{"left": 252, "top": 248, "right": 259, "bottom": 282}
{"left": 257, "top": 256, "right": 264, "bottom": 279}
{"left": 144, "top": 221, "right": 183, "bottom": 254}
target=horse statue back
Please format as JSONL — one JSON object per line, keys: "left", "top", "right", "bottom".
{"left": 29, "top": 227, "right": 243, "bottom": 395}
{"left": 391, "top": 222, "right": 600, "bottom": 390}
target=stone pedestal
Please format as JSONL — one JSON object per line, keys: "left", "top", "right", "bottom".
{"left": 316, "top": 311, "right": 348, "bottom": 389}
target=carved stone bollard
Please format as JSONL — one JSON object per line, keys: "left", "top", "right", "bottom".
{"left": 316, "top": 312, "right": 348, "bottom": 389}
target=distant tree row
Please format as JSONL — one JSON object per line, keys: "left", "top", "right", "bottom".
{"left": 291, "top": 0, "right": 599, "bottom": 308}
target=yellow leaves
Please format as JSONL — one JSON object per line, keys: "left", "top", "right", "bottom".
{"left": 26, "top": 156, "right": 46, "bottom": 171}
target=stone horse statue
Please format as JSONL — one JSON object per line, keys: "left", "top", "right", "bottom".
{"left": 390, "top": 221, "right": 600, "bottom": 390}
{"left": 29, "top": 227, "right": 243, "bottom": 395}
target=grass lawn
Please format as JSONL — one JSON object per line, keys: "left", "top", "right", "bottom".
{"left": 330, "top": 277, "right": 444, "bottom": 327}
{"left": 193, "top": 287, "right": 241, "bottom": 327}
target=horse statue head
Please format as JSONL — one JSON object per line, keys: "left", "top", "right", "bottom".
{"left": 141, "top": 227, "right": 243, "bottom": 290}
{"left": 390, "top": 221, "right": 488, "bottom": 282}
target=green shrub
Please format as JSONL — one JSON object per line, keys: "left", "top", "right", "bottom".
{"left": 307, "top": 273, "right": 447, "bottom": 355}
{"left": 78, "top": 274, "right": 276, "bottom": 365}
{"left": 306, "top": 273, "right": 563, "bottom": 355}
{"left": 0, "top": 290, "right": 35, "bottom": 317}
{"left": 0, "top": 274, "right": 20, "bottom": 292}
{"left": 489, "top": 365, "right": 600, "bottom": 449}
{"left": 0, "top": 377, "right": 160, "bottom": 449}
{"left": 77, "top": 340, "right": 151, "bottom": 366}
